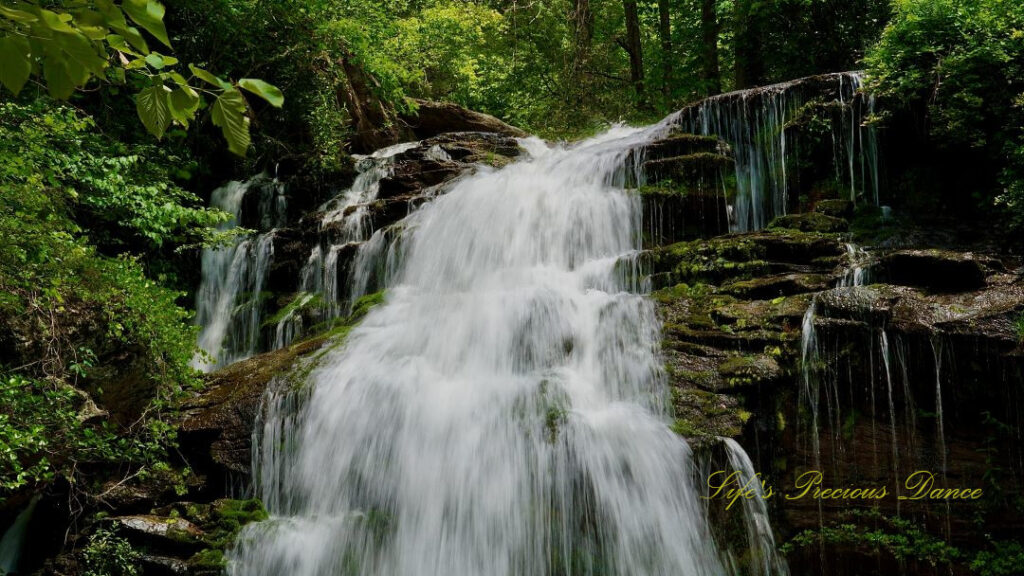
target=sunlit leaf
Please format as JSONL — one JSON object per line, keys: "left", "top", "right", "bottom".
{"left": 189, "top": 64, "right": 229, "bottom": 89}
{"left": 123, "top": 0, "right": 170, "bottom": 48}
{"left": 210, "top": 88, "right": 251, "bottom": 156}
{"left": 136, "top": 83, "right": 171, "bottom": 139}
{"left": 238, "top": 78, "right": 284, "bottom": 108}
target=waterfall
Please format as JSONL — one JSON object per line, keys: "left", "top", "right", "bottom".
{"left": 275, "top": 142, "right": 417, "bottom": 347}
{"left": 799, "top": 243, "right": 871, "bottom": 471}
{"left": 673, "top": 72, "right": 879, "bottom": 231}
{"left": 879, "top": 331, "right": 901, "bottom": 504}
{"left": 193, "top": 177, "right": 285, "bottom": 371}
{"left": 0, "top": 497, "right": 38, "bottom": 574}
{"left": 721, "top": 439, "right": 789, "bottom": 576}
{"left": 230, "top": 125, "right": 781, "bottom": 575}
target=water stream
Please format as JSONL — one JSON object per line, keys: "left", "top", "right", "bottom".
{"left": 674, "top": 72, "right": 879, "bottom": 231}
{"left": 0, "top": 497, "right": 37, "bottom": 574}
{"left": 228, "top": 125, "right": 783, "bottom": 575}
{"left": 193, "top": 177, "right": 286, "bottom": 371}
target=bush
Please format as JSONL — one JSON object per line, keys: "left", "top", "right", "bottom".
{"left": 866, "top": 0, "right": 1024, "bottom": 230}
{"left": 82, "top": 528, "right": 141, "bottom": 576}
{"left": 0, "top": 98, "right": 218, "bottom": 501}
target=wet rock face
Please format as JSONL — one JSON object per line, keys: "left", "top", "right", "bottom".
{"left": 178, "top": 336, "right": 330, "bottom": 477}
{"left": 769, "top": 212, "right": 850, "bottom": 233}
{"left": 647, "top": 202, "right": 1024, "bottom": 567}
{"left": 634, "top": 132, "right": 733, "bottom": 244}
{"left": 875, "top": 249, "right": 997, "bottom": 293}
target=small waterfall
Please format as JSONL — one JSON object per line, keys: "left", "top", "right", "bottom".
{"left": 270, "top": 143, "right": 418, "bottom": 348}
{"left": 879, "top": 331, "right": 901, "bottom": 504}
{"left": 673, "top": 72, "right": 880, "bottom": 231}
{"left": 230, "top": 125, "right": 782, "bottom": 576}
{"left": 721, "top": 438, "right": 790, "bottom": 576}
{"left": 799, "top": 243, "right": 871, "bottom": 471}
{"left": 0, "top": 497, "right": 38, "bottom": 574}
{"left": 799, "top": 301, "right": 822, "bottom": 469}
{"left": 931, "top": 338, "right": 947, "bottom": 478}
{"left": 193, "top": 178, "right": 286, "bottom": 371}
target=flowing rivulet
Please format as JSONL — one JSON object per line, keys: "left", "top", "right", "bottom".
{"left": 228, "top": 125, "right": 779, "bottom": 575}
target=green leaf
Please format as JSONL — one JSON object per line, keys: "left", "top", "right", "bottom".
{"left": 238, "top": 78, "right": 284, "bottom": 108}
{"left": 43, "top": 56, "right": 75, "bottom": 99}
{"left": 136, "top": 84, "right": 171, "bottom": 139}
{"left": 144, "top": 52, "right": 164, "bottom": 69}
{"left": 55, "top": 31, "right": 108, "bottom": 76}
{"left": 37, "top": 9, "right": 77, "bottom": 34}
{"left": 106, "top": 34, "right": 140, "bottom": 56}
{"left": 96, "top": 0, "right": 127, "bottom": 29}
{"left": 119, "top": 25, "right": 149, "bottom": 54}
{"left": 0, "top": 5, "right": 38, "bottom": 23}
{"left": 210, "top": 88, "right": 251, "bottom": 156}
{"left": 122, "top": 0, "right": 170, "bottom": 48}
{"left": 188, "top": 65, "right": 229, "bottom": 89}
{"left": 0, "top": 36, "right": 31, "bottom": 95}
{"left": 169, "top": 85, "right": 200, "bottom": 125}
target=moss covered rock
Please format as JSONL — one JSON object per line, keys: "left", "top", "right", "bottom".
{"left": 769, "top": 211, "right": 849, "bottom": 233}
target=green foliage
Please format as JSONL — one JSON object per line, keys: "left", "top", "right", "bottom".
{"left": 0, "top": 99, "right": 228, "bottom": 251}
{"left": 866, "top": 0, "right": 1024, "bottom": 230}
{"left": 0, "top": 0, "right": 282, "bottom": 155}
{"left": 0, "top": 373, "right": 173, "bottom": 500}
{"left": 388, "top": 4, "right": 508, "bottom": 114}
{"left": 781, "top": 510, "right": 963, "bottom": 568}
{"left": 782, "top": 509, "right": 1024, "bottom": 575}
{"left": 0, "top": 98, "right": 215, "bottom": 502}
{"left": 971, "top": 540, "right": 1024, "bottom": 576}
{"left": 82, "top": 527, "right": 141, "bottom": 576}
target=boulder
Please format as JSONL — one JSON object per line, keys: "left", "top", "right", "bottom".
{"left": 769, "top": 212, "right": 849, "bottom": 233}
{"left": 178, "top": 337, "right": 330, "bottom": 476}
{"left": 876, "top": 249, "right": 994, "bottom": 292}
{"left": 108, "top": 515, "right": 205, "bottom": 549}
{"left": 813, "top": 198, "right": 854, "bottom": 219}
{"left": 399, "top": 99, "right": 528, "bottom": 140}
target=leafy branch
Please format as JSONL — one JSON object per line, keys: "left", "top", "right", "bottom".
{"left": 0, "top": 0, "right": 283, "bottom": 155}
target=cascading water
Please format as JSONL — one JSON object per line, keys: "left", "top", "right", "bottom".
{"left": 0, "top": 496, "right": 37, "bottom": 574}
{"left": 276, "top": 143, "right": 419, "bottom": 348}
{"left": 673, "top": 72, "right": 879, "bottom": 231}
{"left": 229, "top": 126, "right": 784, "bottom": 576}
{"left": 721, "top": 439, "right": 789, "bottom": 576}
{"left": 193, "top": 178, "right": 286, "bottom": 371}
{"left": 799, "top": 243, "right": 871, "bottom": 470}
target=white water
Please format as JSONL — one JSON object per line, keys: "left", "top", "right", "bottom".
{"left": 193, "top": 178, "right": 285, "bottom": 371}
{"left": 230, "top": 126, "right": 773, "bottom": 575}
{"left": 674, "top": 72, "right": 879, "bottom": 232}
{"left": 799, "top": 243, "right": 871, "bottom": 467}
{"left": 721, "top": 439, "right": 789, "bottom": 576}
{"left": 0, "top": 497, "right": 37, "bottom": 574}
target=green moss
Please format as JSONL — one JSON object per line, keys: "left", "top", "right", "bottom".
{"left": 545, "top": 407, "right": 567, "bottom": 443}
{"left": 262, "top": 292, "right": 325, "bottom": 327}
{"left": 188, "top": 548, "right": 226, "bottom": 569}
{"left": 768, "top": 212, "right": 849, "bottom": 233}
{"left": 670, "top": 387, "right": 744, "bottom": 444}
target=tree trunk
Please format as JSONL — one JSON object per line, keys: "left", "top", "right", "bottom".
{"left": 570, "top": 0, "right": 594, "bottom": 104}
{"left": 733, "top": 0, "right": 763, "bottom": 89}
{"left": 657, "top": 0, "right": 673, "bottom": 99}
{"left": 621, "top": 0, "right": 645, "bottom": 105}
{"left": 699, "top": 0, "right": 721, "bottom": 95}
